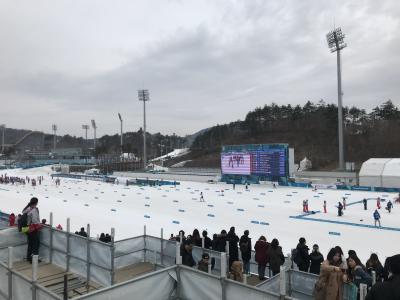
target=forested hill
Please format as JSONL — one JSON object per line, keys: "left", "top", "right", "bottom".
{"left": 188, "top": 100, "right": 400, "bottom": 170}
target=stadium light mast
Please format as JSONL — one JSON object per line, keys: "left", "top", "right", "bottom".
{"left": 91, "top": 120, "right": 97, "bottom": 149}
{"left": 0, "top": 124, "right": 5, "bottom": 154}
{"left": 51, "top": 124, "right": 57, "bottom": 153}
{"left": 118, "top": 113, "right": 123, "bottom": 154}
{"left": 327, "top": 27, "right": 347, "bottom": 171}
{"left": 138, "top": 89, "right": 150, "bottom": 169}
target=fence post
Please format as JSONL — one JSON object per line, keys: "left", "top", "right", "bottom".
{"left": 66, "top": 218, "right": 70, "bottom": 272}
{"left": 221, "top": 252, "right": 227, "bottom": 278}
{"left": 176, "top": 265, "right": 181, "bottom": 298}
{"left": 143, "top": 225, "right": 147, "bottom": 263}
{"left": 208, "top": 262, "right": 212, "bottom": 274}
{"left": 160, "top": 228, "right": 164, "bottom": 266}
{"left": 359, "top": 283, "right": 368, "bottom": 300}
{"left": 371, "top": 270, "right": 376, "bottom": 285}
{"left": 225, "top": 241, "right": 230, "bottom": 276}
{"left": 8, "top": 247, "right": 13, "bottom": 300}
{"left": 110, "top": 228, "right": 115, "bottom": 285}
{"left": 179, "top": 231, "right": 183, "bottom": 243}
{"left": 279, "top": 266, "right": 286, "bottom": 300}
{"left": 220, "top": 277, "right": 227, "bottom": 300}
{"left": 49, "top": 212, "right": 54, "bottom": 264}
{"left": 63, "top": 274, "right": 68, "bottom": 300}
{"left": 32, "top": 255, "right": 38, "bottom": 300}
{"left": 86, "top": 224, "right": 91, "bottom": 290}
{"left": 176, "top": 242, "right": 182, "bottom": 265}
{"left": 201, "top": 237, "right": 205, "bottom": 249}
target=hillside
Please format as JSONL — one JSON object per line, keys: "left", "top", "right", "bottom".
{"left": 186, "top": 100, "right": 400, "bottom": 170}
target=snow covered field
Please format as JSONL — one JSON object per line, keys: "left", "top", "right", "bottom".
{"left": 1, "top": 166, "right": 399, "bottom": 263}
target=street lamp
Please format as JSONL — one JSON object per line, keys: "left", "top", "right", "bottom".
{"left": 91, "top": 120, "right": 97, "bottom": 149}
{"left": 118, "top": 113, "right": 123, "bottom": 154}
{"left": 327, "top": 27, "right": 347, "bottom": 170}
{"left": 0, "top": 124, "right": 5, "bottom": 154}
{"left": 51, "top": 124, "right": 57, "bottom": 154}
{"left": 138, "top": 89, "right": 150, "bottom": 169}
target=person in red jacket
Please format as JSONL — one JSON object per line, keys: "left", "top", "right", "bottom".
{"left": 9, "top": 213, "right": 16, "bottom": 226}
{"left": 254, "top": 235, "right": 270, "bottom": 280}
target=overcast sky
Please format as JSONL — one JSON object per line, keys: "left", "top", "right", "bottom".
{"left": 0, "top": 0, "right": 399, "bottom": 137}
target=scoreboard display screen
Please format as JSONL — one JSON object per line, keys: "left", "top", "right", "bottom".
{"left": 221, "top": 144, "right": 288, "bottom": 177}
{"left": 221, "top": 153, "right": 251, "bottom": 175}
{"left": 250, "top": 149, "right": 286, "bottom": 176}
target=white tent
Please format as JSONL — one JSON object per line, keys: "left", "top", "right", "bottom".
{"left": 359, "top": 158, "right": 400, "bottom": 188}
{"left": 381, "top": 159, "right": 400, "bottom": 188}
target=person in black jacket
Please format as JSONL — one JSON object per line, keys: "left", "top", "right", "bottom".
{"left": 202, "top": 230, "right": 212, "bottom": 249}
{"left": 366, "top": 254, "right": 400, "bottom": 300}
{"left": 295, "top": 237, "right": 310, "bottom": 272}
{"left": 239, "top": 230, "right": 252, "bottom": 274}
{"left": 267, "top": 238, "right": 285, "bottom": 276}
{"left": 309, "top": 244, "right": 324, "bottom": 274}
{"left": 211, "top": 233, "right": 219, "bottom": 251}
{"left": 227, "top": 226, "right": 239, "bottom": 268}
{"left": 180, "top": 240, "right": 195, "bottom": 267}
{"left": 217, "top": 230, "right": 228, "bottom": 252}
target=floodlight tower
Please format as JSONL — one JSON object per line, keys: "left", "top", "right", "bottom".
{"left": 138, "top": 89, "right": 150, "bottom": 169}
{"left": 91, "top": 120, "right": 97, "bottom": 149}
{"left": 327, "top": 27, "right": 347, "bottom": 170}
{"left": 118, "top": 113, "right": 123, "bottom": 154}
{"left": 0, "top": 124, "right": 5, "bottom": 154}
{"left": 51, "top": 124, "right": 57, "bottom": 153}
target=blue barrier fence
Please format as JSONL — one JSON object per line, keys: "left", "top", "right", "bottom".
{"left": 280, "top": 181, "right": 400, "bottom": 193}
{"left": 135, "top": 178, "right": 180, "bottom": 186}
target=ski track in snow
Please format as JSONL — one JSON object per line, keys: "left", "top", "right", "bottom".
{"left": 1, "top": 166, "right": 399, "bottom": 262}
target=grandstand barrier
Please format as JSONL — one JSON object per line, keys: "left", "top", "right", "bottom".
{"left": 257, "top": 268, "right": 360, "bottom": 300}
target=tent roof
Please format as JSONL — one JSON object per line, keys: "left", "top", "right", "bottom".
{"left": 359, "top": 158, "right": 392, "bottom": 176}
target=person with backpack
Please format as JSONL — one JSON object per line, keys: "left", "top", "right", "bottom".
{"left": 22, "top": 197, "right": 42, "bottom": 263}
{"left": 295, "top": 237, "right": 310, "bottom": 272}
{"left": 239, "top": 230, "right": 252, "bottom": 274}
{"left": 373, "top": 209, "right": 381, "bottom": 227}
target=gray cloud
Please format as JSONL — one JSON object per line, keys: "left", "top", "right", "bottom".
{"left": 0, "top": 0, "right": 399, "bottom": 137}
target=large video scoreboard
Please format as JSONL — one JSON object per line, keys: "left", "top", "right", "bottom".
{"left": 221, "top": 144, "right": 288, "bottom": 177}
